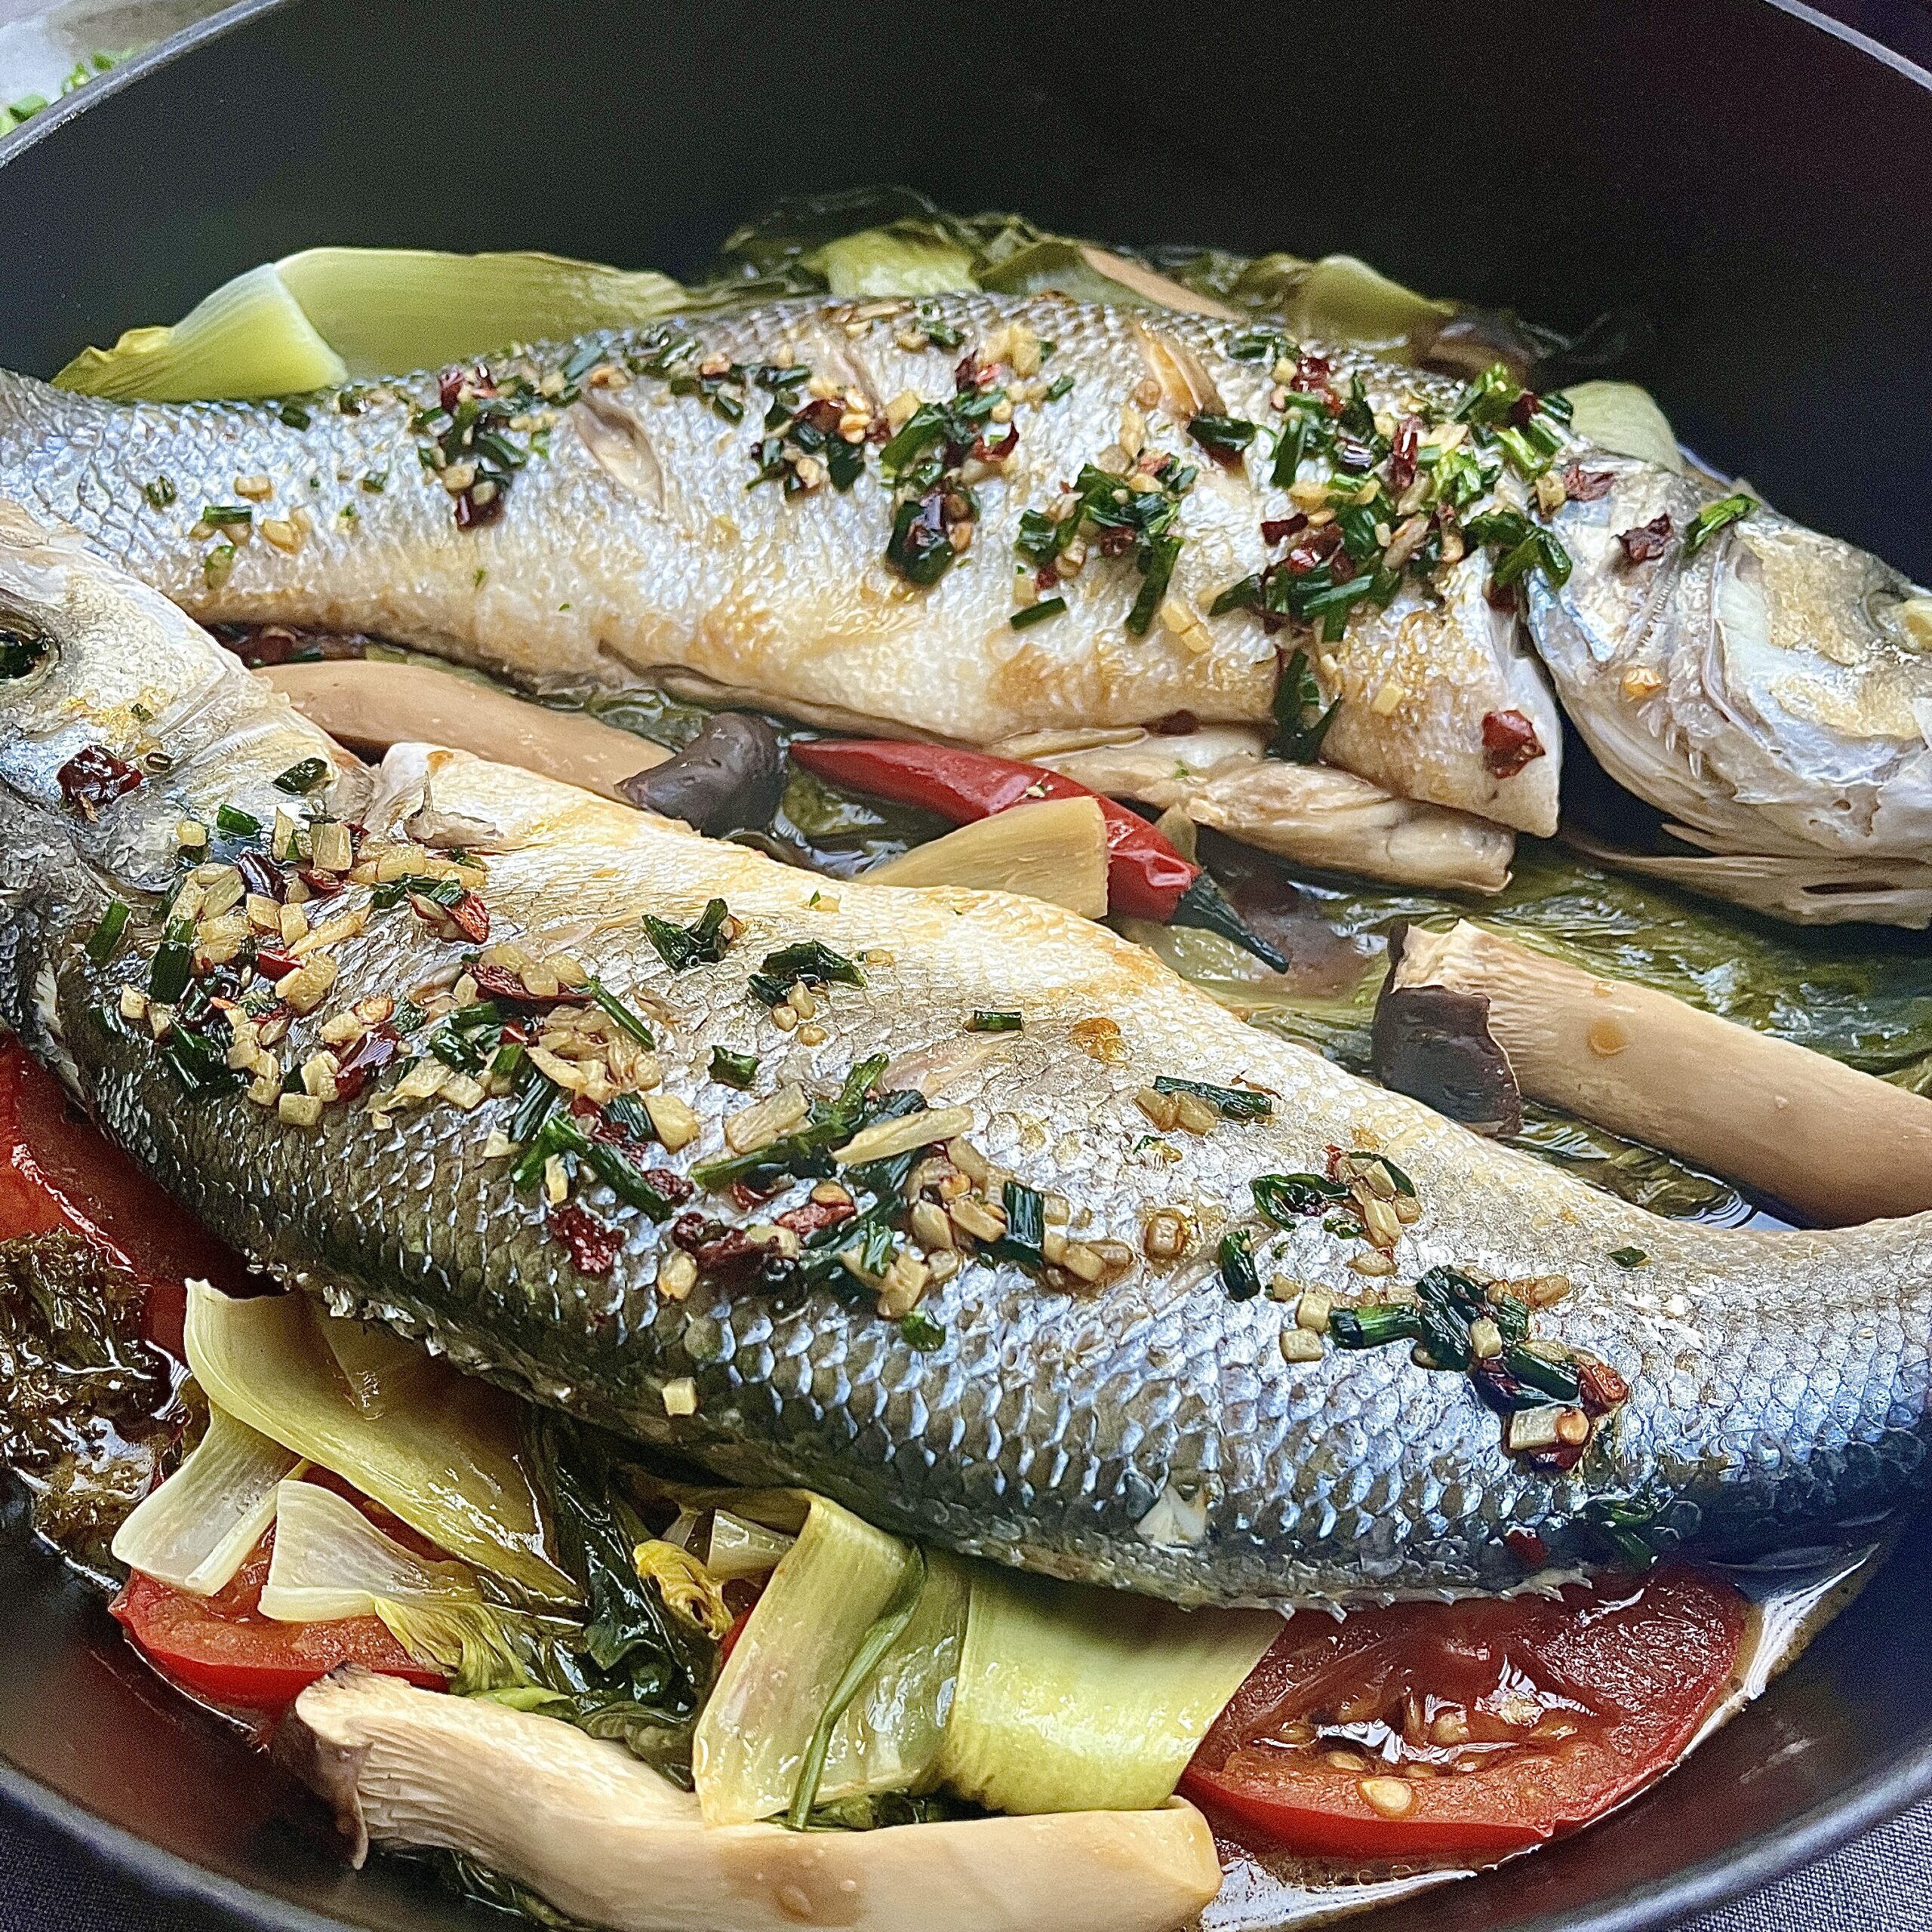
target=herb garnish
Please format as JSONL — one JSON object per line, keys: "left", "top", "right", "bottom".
{"left": 967, "top": 1011, "right": 1023, "bottom": 1032}
{"left": 709, "top": 1046, "right": 759, "bottom": 1089}
{"left": 748, "top": 940, "right": 865, "bottom": 1008}
{"left": 1684, "top": 492, "right": 1754, "bottom": 555}
{"left": 272, "top": 758, "right": 328, "bottom": 795}
{"left": 1268, "top": 648, "right": 1340, "bottom": 762}
{"left": 643, "top": 899, "right": 734, "bottom": 972}
{"left": 1152, "top": 1075, "right": 1272, "bottom": 1121}
{"left": 1218, "top": 1228, "right": 1262, "bottom": 1301}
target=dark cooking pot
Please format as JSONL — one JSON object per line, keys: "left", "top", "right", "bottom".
{"left": 0, "top": 1, "right": 1930, "bottom": 1926}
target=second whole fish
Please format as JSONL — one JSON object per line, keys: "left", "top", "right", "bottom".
{"left": 1, "top": 293, "right": 1928, "bottom": 905}
{"left": 2, "top": 507, "right": 1930, "bottom": 1607}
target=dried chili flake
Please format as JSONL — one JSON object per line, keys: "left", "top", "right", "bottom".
{"left": 1561, "top": 462, "right": 1614, "bottom": 502}
{"left": 1152, "top": 709, "right": 1199, "bottom": 736}
{"left": 776, "top": 1197, "right": 855, "bottom": 1241}
{"left": 1284, "top": 525, "right": 1345, "bottom": 577}
{"left": 237, "top": 851, "right": 285, "bottom": 902}
{"left": 1618, "top": 514, "right": 1674, "bottom": 563}
{"left": 1260, "top": 514, "right": 1309, "bottom": 546}
{"left": 331, "top": 1025, "right": 402, "bottom": 1102}
{"left": 1389, "top": 417, "right": 1421, "bottom": 495}
{"left": 56, "top": 745, "right": 143, "bottom": 820}
{"left": 467, "top": 961, "right": 589, "bottom": 1008}
{"left": 550, "top": 1201, "right": 624, "bottom": 1276}
{"left": 254, "top": 947, "right": 302, "bottom": 981}
{"left": 439, "top": 365, "right": 496, "bottom": 414}
{"left": 1577, "top": 1357, "right": 1630, "bottom": 1415}
{"left": 1481, "top": 709, "right": 1546, "bottom": 779}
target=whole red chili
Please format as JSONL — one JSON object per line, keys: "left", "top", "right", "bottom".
{"left": 1481, "top": 709, "right": 1546, "bottom": 780}
{"left": 786, "top": 740, "right": 1285, "bottom": 969}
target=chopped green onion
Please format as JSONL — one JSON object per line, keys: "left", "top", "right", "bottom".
{"left": 1152, "top": 1075, "right": 1272, "bottom": 1121}
{"left": 85, "top": 900, "right": 130, "bottom": 965}
{"left": 588, "top": 980, "right": 656, "bottom": 1047}
{"left": 201, "top": 503, "right": 254, "bottom": 528}
{"left": 991, "top": 1180, "right": 1045, "bottom": 1272}
{"left": 1217, "top": 1228, "right": 1261, "bottom": 1301}
{"left": 1684, "top": 492, "right": 1754, "bottom": 555}
{"left": 1270, "top": 648, "right": 1340, "bottom": 763}
{"left": 147, "top": 916, "right": 195, "bottom": 1004}
{"left": 272, "top": 758, "right": 328, "bottom": 795}
{"left": 1503, "top": 1345, "right": 1583, "bottom": 1404}
{"left": 142, "top": 475, "right": 177, "bottom": 510}
{"left": 278, "top": 402, "right": 312, "bottom": 429}
{"left": 1252, "top": 1172, "right": 1349, "bottom": 1222}
{"left": 709, "top": 1046, "right": 759, "bottom": 1088}
{"left": 1188, "top": 413, "right": 1259, "bottom": 462}
{"left": 1009, "top": 596, "right": 1066, "bottom": 631}
{"left": 1330, "top": 1303, "right": 1424, "bottom": 1349}
{"left": 900, "top": 1311, "right": 946, "bottom": 1352}
{"left": 1125, "top": 531, "right": 1181, "bottom": 638}
{"left": 967, "top": 1011, "right": 1023, "bottom": 1033}
{"left": 1609, "top": 1247, "right": 1649, "bottom": 1268}
{"left": 215, "top": 802, "right": 260, "bottom": 836}
{"left": 758, "top": 940, "right": 865, "bottom": 991}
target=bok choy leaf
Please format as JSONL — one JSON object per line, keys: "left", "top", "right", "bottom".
{"left": 259, "top": 1478, "right": 481, "bottom": 1622}
{"left": 692, "top": 1492, "right": 966, "bottom": 1825}
{"left": 934, "top": 1567, "right": 1278, "bottom": 1816}
{"left": 108, "top": 1405, "right": 297, "bottom": 1594}
{"left": 183, "top": 1278, "right": 574, "bottom": 1604}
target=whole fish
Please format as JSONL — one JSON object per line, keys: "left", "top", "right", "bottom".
{"left": 1534, "top": 452, "right": 1932, "bottom": 861}
{"left": 0, "top": 295, "right": 1565, "bottom": 871}
{"left": 4, "top": 507, "right": 1930, "bottom": 1608}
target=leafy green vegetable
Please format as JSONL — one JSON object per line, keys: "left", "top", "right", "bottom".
{"left": 933, "top": 1566, "right": 1277, "bottom": 1815}
{"left": 184, "top": 1279, "right": 575, "bottom": 1601}
{"left": 693, "top": 1492, "right": 966, "bottom": 1824}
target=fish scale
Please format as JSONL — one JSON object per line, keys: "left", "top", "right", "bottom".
{"left": 2, "top": 508, "right": 1930, "bottom": 1608}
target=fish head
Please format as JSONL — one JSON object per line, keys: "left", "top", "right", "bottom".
{"left": 1527, "top": 456, "right": 1932, "bottom": 857}
{"left": 0, "top": 500, "right": 367, "bottom": 892}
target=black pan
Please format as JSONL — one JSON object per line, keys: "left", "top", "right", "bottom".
{"left": 1, "top": 1, "right": 1930, "bottom": 1926}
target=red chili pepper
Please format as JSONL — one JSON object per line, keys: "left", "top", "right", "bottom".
{"left": 56, "top": 745, "right": 143, "bottom": 820}
{"left": 787, "top": 740, "right": 1286, "bottom": 971}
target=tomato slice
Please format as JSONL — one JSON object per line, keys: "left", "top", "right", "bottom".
{"left": 0, "top": 1037, "right": 254, "bottom": 1356}
{"left": 111, "top": 1533, "right": 447, "bottom": 1710}
{"left": 1180, "top": 1562, "right": 1746, "bottom": 1860}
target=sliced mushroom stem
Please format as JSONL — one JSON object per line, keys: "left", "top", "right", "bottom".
{"left": 1000, "top": 726, "right": 1513, "bottom": 893}
{"left": 1379, "top": 920, "right": 1932, "bottom": 1225}
{"left": 260, "top": 660, "right": 666, "bottom": 801}
{"left": 279, "top": 1668, "right": 1222, "bottom": 1932}
{"left": 868, "top": 797, "right": 1109, "bottom": 918}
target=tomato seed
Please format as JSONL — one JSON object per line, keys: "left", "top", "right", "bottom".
{"left": 1358, "top": 1777, "right": 1417, "bottom": 1818}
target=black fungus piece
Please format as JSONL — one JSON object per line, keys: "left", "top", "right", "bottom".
{"left": 1371, "top": 922, "right": 1523, "bottom": 1137}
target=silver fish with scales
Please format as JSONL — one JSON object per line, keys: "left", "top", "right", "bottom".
{"left": 1, "top": 506, "right": 1928, "bottom": 1609}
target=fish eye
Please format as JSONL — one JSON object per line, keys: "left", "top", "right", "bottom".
{"left": 0, "top": 616, "right": 52, "bottom": 681}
